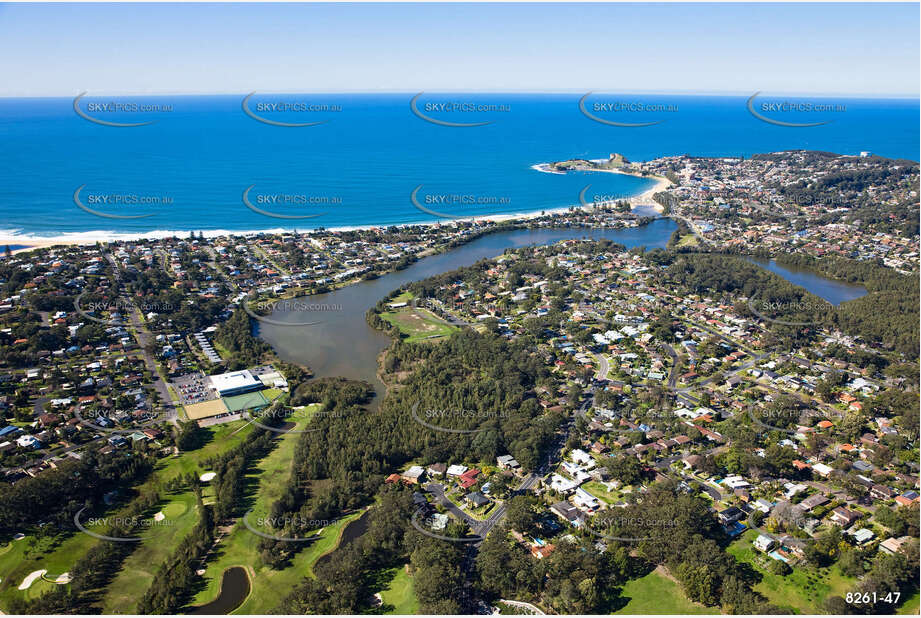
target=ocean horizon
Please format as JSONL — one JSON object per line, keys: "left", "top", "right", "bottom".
{"left": 1, "top": 92, "right": 917, "bottom": 240}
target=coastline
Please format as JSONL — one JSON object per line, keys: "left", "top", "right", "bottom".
{"left": 532, "top": 161, "right": 671, "bottom": 210}
{"left": 0, "top": 165, "right": 673, "bottom": 255}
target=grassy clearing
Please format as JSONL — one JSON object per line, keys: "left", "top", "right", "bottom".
{"left": 161, "top": 420, "right": 256, "bottom": 480}
{"left": 262, "top": 387, "right": 284, "bottom": 401}
{"left": 0, "top": 423, "right": 252, "bottom": 613}
{"left": 99, "top": 420, "right": 255, "bottom": 613}
{"left": 100, "top": 491, "right": 200, "bottom": 613}
{"left": 188, "top": 419, "right": 300, "bottom": 613}
{"left": 614, "top": 570, "right": 719, "bottom": 614}
{"left": 727, "top": 529, "right": 857, "bottom": 613}
{"left": 582, "top": 481, "right": 627, "bottom": 505}
{"left": 190, "top": 511, "right": 361, "bottom": 615}
{"left": 389, "top": 291, "right": 416, "bottom": 304}
{"left": 380, "top": 307, "right": 457, "bottom": 343}
{"left": 896, "top": 590, "right": 920, "bottom": 615}
{"left": 0, "top": 532, "right": 97, "bottom": 606}
{"left": 377, "top": 565, "right": 418, "bottom": 614}
{"left": 189, "top": 409, "right": 357, "bottom": 614}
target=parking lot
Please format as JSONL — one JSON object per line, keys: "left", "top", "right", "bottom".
{"left": 172, "top": 372, "right": 219, "bottom": 405}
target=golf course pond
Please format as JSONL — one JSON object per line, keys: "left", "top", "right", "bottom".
{"left": 187, "top": 566, "right": 250, "bottom": 615}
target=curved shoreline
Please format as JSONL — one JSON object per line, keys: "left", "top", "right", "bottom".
{"left": 1, "top": 161, "right": 672, "bottom": 254}
{"left": 532, "top": 161, "right": 672, "bottom": 211}
{"left": 186, "top": 565, "right": 252, "bottom": 615}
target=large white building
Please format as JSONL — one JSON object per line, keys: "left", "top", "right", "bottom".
{"left": 209, "top": 370, "right": 264, "bottom": 397}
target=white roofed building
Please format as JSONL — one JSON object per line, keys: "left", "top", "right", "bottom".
{"left": 208, "top": 370, "right": 264, "bottom": 397}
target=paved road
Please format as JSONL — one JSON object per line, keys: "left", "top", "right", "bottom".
{"left": 104, "top": 252, "right": 178, "bottom": 426}
{"left": 478, "top": 472, "right": 543, "bottom": 538}
{"left": 660, "top": 343, "right": 680, "bottom": 389}
{"left": 592, "top": 352, "right": 610, "bottom": 381}
{"left": 754, "top": 382, "right": 841, "bottom": 416}
{"left": 499, "top": 600, "right": 545, "bottom": 615}
{"left": 2, "top": 434, "right": 110, "bottom": 473}
{"left": 32, "top": 396, "right": 49, "bottom": 416}
{"left": 691, "top": 354, "right": 768, "bottom": 390}
{"left": 427, "top": 468, "right": 543, "bottom": 541}
{"left": 425, "top": 483, "right": 478, "bottom": 527}
{"left": 669, "top": 213, "right": 708, "bottom": 244}
{"left": 680, "top": 317, "right": 758, "bottom": 356}
{"left": 411, "top": 297, "right": 471, "bottom": 328}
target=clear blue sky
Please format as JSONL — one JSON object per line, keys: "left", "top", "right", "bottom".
{"left": 0, "top": 2, "right": 917, "bottom": 97}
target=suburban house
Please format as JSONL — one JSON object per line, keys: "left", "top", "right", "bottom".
{"left": 830, "top": 507, "right": 859, "bottom": 527}
{"left": 429, "top": 513, "right": 449, "bottom": 531}
{"left": 753, "top": 534, "right": 776, "bottom": 552}
{"left": 718, "top": 506, "right": 744, "bottom": 525}
{"left": 800, "top": 493, "right": 829, "bottom": 511}
{"left": 895, "top": 491, "right": 919, "bottom": 506}
{"left": 880, "top": 536, "right": 913, "bottom": 555}
{"left": 550, "top": 501, "right": 585, "bottom": 527}
{"left": 573, "top": 487, "right": 600, "bottom": 512}
{"left": 549, "top": 473, "right": 578, "bottom": 494}
{"left": 496, "top": 454, "right": 521, "bottom": 472}
{"left": 457, "top": 468, "right": 480, "bottom": 489}
{"left": 465, "top": 491, "right": 490, "bottom": 508}
{"left": 570, "top": 449, "right": 596, "bottom": 468}
{"left": 870, "top": 484, "right": 897, "bottom": 500}
{"left": 401, "top": 465, "right": 425, "bottom": 484}
{"left": 446, "top": 464, "right": 468, "bottom": 477}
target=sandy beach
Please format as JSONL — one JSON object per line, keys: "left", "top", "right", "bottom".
{"left": 1, "top": 165, "right": 673, "bottom": 256}
{"left": 532, "top": 162, "right": 672, "bottom": 210}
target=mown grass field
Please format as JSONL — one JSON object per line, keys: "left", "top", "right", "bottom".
{"left": 727, "top": 529, "right": 857, "bottom": 614}
{"left": 377, "top": 565, "right": 419, "bottom": 614}
{"left": 896, "top": 590, "right": 920, "bottom": 614}
{"left": 613, "top": 570, "right": 719, "bottom": 614}
{"left": 1, "top": 421, "right": 253, "bottom": 612}
{"left": 676, "top": 234, "right": 700, "bottom": 247}
{"left": 188, "top": 405, "right": 362, "bottom": 614}
{"left": 100, "top": 420, "right": 256, "bottom": 613}
{"left": 0, "top": 532, "right": 97, "bottom": 606}
{"left": 582, "top": 481, "right": 629, "bottom": 505}
{"left": 380, "top": 307, "right": 457, "bottom": 343}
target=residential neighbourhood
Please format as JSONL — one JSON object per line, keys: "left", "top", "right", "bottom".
{"left": 1, "top": 150, "right": 918, "bottom": 615}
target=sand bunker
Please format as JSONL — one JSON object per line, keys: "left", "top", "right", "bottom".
{"left": 200, "top": 471, "right": 217, "bottom": 482}
{"left": 18, "top": 569, "right": 46, "bottom": 590}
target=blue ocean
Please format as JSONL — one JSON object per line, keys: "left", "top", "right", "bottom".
{"left": 0, "top": 93, "right": 917, "bottom": 239}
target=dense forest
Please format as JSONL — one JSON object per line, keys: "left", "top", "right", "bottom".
{"left": 771, "top": 253, "right": 920, "bottom": 358}
{"left": 214, "top": 306, "right": 273, "bottom": 369}
{"left": 4, "top": 490, "right": 163, "bottom": 614}
{"left": 277, "top": 486, "right": 468, "bottom": 614}
{"left": 267, "top": 331, "right": 562, "bottom": 538}
{"left": 659, "top": 252, "right": 918, "bottom": 358}
{"left": 476, "top": 482, "right": 783, "bottom": 613}
{"left": 0, "top": 448, "right": 154, "bottom": 536}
